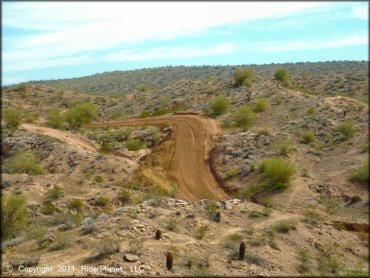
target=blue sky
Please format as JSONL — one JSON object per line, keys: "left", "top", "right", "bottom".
{"left": 2, "top": 1, "right": 368, "bottom": 85}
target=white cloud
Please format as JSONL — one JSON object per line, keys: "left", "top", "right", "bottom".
{"left": 105, "top": 42, "right": 237, "bottom": 62}
{"left": 253, "top": 34, "right": 368, "bottom": 53}
{"left": 3, "top": 2, "right": 328, "bottom": 72}
{"left": 352, "top": 5, "right": 368, "bottom": 20}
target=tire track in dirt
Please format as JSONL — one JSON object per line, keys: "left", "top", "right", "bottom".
{"left": 86, "top": 115, "right": 229, "bottom": 201}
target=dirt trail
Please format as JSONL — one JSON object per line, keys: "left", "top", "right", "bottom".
{"left": 21, "top": 123, "right": 100, "bottom": 153}
{"left": 86, "top": 115, "right": 229, "bottom": 201}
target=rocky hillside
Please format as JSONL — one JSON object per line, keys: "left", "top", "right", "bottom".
{"left": 1, "top": 61, "right": 368, "bottom": 276}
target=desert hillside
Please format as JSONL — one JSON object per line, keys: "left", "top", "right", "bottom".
{"left": 1, "top": 61, "right": 369, "bottom": 276}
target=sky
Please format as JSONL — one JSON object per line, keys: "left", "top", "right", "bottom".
{"left": 2, "top": 1, "right": 369, "bottom": 85}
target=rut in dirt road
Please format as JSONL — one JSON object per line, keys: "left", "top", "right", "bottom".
{"left": 86, "top": 115, "right": 229, "bottom": 201}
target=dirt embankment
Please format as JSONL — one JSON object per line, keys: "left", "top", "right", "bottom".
{"left": 86, "top": 115, "right": 229, "bottom": 201}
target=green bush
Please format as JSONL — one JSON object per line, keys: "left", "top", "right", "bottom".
{"left": 65, "top": 103, "right": 98, "bottom": 128}
{"left": 166, "top": 218, "right": 179, "bottom": 231}
{"left": 47, "top": 185, "right": 64, "bottom": 200}
{"left": 50, "top": 233, "right": 72, "bottom": 251}
{"left": 94, "top": 176, "right": 103, "bottom": 183}
{"left": 336, "top": 121, "right": 356, "bottom": 140}
{"left": 6, "top": 151, "right": 44, "bottom": 175}
{"left": 1, "top": 194, "right": 28, "bottom": 240}
{"left": 233, "top": 68, "right": 253, "bottom": 87}
{"left": 360, "top": 143, "right": 369, "bottom": 153}
{"left": 274, "top": 68, "right": 290, "bottom": 86}
{"left": 210, "top": 96, "right": 230, "bottom": 116}
{"left": 43, "top": 203, "right": 57, "bottom": 215}
{"left": 254, "top": 99, "right": 268, "bottom": 112}
{"left": 138, "top": 83, "right": 149, "bottom": 92}
{"left": 3, "top": 108, "right": 23, "bottom": 129}
{"left": 300, "top": 130, "right": 316, "bottom": 144}
{"left": 350, "top": 159, "right": 369, "bottom": 186}
{"left": 195, "top": 225, "right": 209, "bottom": 239}
{"left": 231, "top": 105, "right": 256, "bottom": 129}
{"left": 274, "top": 139, "right": 295, "bottom": 155}
{"left": 15, "top": 84, "right": 27, "bottom": 93}
{"left": 140, "top": 110, "right": 151, "bottom": 118}
{"left": 307, "top": 107, "right": 317, "bottom": 115}
{"left": 273, "top": 220, "right": 297, "bottom": 233}
{"left": 126, "top": 138, "right": 147, "bottom": 151}
{"left": 258, "top": 157, "right": 296, "bottom": 189}
{"left": 46, "top": 108, "right": 65, "bottom": 129}
{"left": 22, "top": 112, "right": 39, "bottom": 123}
{"left": 69, "top": 199, "right": 84, "bottom": 212}
{"left": 96, "top": 197, "right": 110, "bottom": 207}
{"left": 118, "top": 190, "right": 131, "bottom": 203}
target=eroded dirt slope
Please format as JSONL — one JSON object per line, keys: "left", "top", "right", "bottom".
{"left": 86, "top": 115, "right": 229, "bottom": 201}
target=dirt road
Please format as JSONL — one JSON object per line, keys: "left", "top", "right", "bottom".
{"left": 21, "top": 123, "right": 100, "bottom": 153}
{"left": 86, "top": 115, "right": 229, "bottom": 201}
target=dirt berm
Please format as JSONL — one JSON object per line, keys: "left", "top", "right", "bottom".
{"left": 86, "top": 115, "right": 229, "bottom": 201}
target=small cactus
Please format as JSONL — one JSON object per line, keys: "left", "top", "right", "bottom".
{"left": 215, "top": 210, "right": 221, "bottom": 223}
{"left": 239, "top": 240, "right": 246, "bottom": 260}
{"left": 155, "top": 229, "right": 162, "bottom": 240}
{"left": 166, "top": 251, "right": 174, "bottom": 270}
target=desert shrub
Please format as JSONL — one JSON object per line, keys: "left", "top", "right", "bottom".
{"left": 2, "top": 236, "right": 25, "bottom": 249}
{"left": 99, "top": 142, "right": 111, "bottom": 154}
{"left": 231, "top": 105, "right": 256, "bottom": 129}
{"left": 274, "top": 68, "right": 290, "bottom": 87}
{"left": 300, "top": 130, "right": 316, "bottom": 144}
{"left": 153, "top": 107, "right": 170, "bottom": 116}
{"left": 233, "top": 68, "right": 253, "bottom": 87}
{"left": 210, "top": 96, "right": 230, "bottom": 117}
{"left": 350, "top": 159, "right": 369, "bottom": 185}
{"left": 6, "top": 151, "right": 44, "bottom": 175}
{"left": 297, "top": 248, "right": 311, "bottom": 273}
{"left": 195, "top": 225, "right": 209, "bottom": 239}
{"left": 140, "top": 110, "right": 151, "bottom": 118}
{"left": 138, "top": 83, "right": 149, "bottom": 92}
{"left": 43, "top": 202, "right": 57, "bottom": 215}
{"left": 94, "top": 176, "right": 103, "bottom": 183}
{"left": 50, "top": 233, "right": 72, "bottom": 251}
{"left": 3, "top": 108, "right": 23, "bottom": 129}
{"left": 94, "top": 237, "right": 120, "bottom": 259}
{"left": 96, "top": 197, "right": 110, "bottom": 207}
{"left": 301, "top": 209, "right": 322, "bottom": 225}
{"left": 128, "top": 239, "right": 143, "bottom": 255}
{"left": 360, "top": 143, "right": 369, "bottom": 153}
{"left": 15, "top": 84, "right": 27, "bottom": 93}
{"left": 118, "top": 190, "right": 131, "bottom": 203}
{"left": 126, "top": 138, "right": 147, "bottom": 151}
{"left": 336, "top": 121, "right": 356, "bottom": 140}
{"left": 69, "top": 199, "right": 84, "bottom": 212}
{"left": 256, "top": 127, "right": 272, "bottom": 136}
{"left": 307, "top": 107, "right": 317, "bottom": 115}
{"left": 204, "top": 201, "right": 218, "bottom": 215}
{"left": 248, "top": 208, "right": 271, "bottom": 218}
{"left": 349, "top": 195, "right": 362, "bottom": 205}
{"left": 81, "top": 217, "right": 96, "bottom": 234}
{"left": 65, "top": 103, "right": 98, "bottom": 128}
{"left": 46, "top": 108, "right": 65, "bottom": 129}
{"left": 254, "top": 99, "right": 268, "bottom": 112}
{"left": 273, "top": 220, "right": 297, "bottom": 233}
{"left": 166, "top": 218, "right": 179, "bottom": 231}
{"left": 224, "top": 233, "right": 242, "bottom": 249}
{"left": 318, "top": 243, "right": 342, "bottom": 274}
{"left": 225, "top": 167, "right": 239, "bottom": 180}
{"left": 274, "top": 139, "right": 295, "bottom": 155}
{"left": 245, "top": 252, "right": 269, "bottom": 267}
{"left": 8, "top": 253, "right": 40, "bottom": 268}
{"left": 22, "top": 112, "right": 39, "bottom": 123}
{"left": 1, "top": 194, "right": 28, "bottom": 240}
{"left": 258, "top": 157, "right": 296, "bottom": 189}
{"left": 47, "top": 185, "right": 64, "bottom": 200}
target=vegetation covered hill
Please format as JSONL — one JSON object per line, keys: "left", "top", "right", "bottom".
{"left": 27, "top": 61, "right": 368, "bottom": 95}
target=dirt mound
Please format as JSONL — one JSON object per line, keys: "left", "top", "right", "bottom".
{"left": 86, "top": 115, "right": 229, "bottom": 201}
